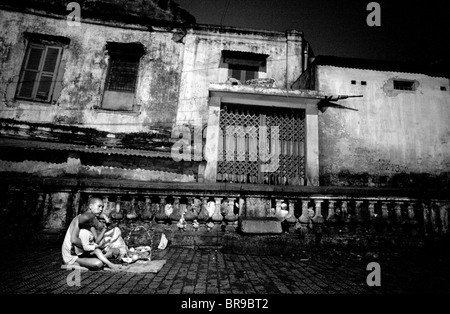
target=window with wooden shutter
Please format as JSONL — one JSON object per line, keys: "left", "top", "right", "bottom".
{"left": 221, "top": 50, "right": 268, "bottom": 84}
{"left": 17, "top": 43, "right": 62, "bottom": 102}
{"left": 229, "top": 64, "right": 258, "bottom": 82}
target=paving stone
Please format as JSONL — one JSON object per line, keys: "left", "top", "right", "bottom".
{"left": 2, "top": 243, "right": 450, "bottom": 294}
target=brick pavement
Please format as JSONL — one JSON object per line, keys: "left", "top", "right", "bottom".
{"left": 1, "top": 243, "right": 450, "bottom": 296}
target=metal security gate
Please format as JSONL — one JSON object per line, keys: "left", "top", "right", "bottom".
{"left": 217, "top": 103, "right": 305, "bottom": 185}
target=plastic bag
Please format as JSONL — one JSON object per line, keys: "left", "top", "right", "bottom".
{"left": 158, "top": 233, "right": 168, "bottom": 250}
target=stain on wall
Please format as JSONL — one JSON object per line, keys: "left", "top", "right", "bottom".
{"left": 0, "top": 9, "right": 185, "bottom": 133}
{"left": 176, "top": 26, "right": 304, "bottom": 125}
{"left": 316, "top": 65, "right": 450, "bottom": 187}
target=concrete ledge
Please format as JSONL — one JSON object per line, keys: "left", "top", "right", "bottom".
{"left": 1, "top": 176, "right": 449, "bottom": 199}
{"left": 239, "top": 217, "right": 282, "bottom": 234}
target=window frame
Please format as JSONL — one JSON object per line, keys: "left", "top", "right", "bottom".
{"left": 16, "top": 42, "right": 63, "bottom": 103}
{"left": 393, "top": 79, "right": 416, "bottom": 91}
{"left": 228, "top": 63, "right": 259, "bottom": 83}
{"left": 104, "top": 52, "right": 141, "bottom": 94}
{"left": 221, "top": 50, "right": 268, "bottom": 84}
{"left": 100, "top": 42, "right": 145, "bottom": 112}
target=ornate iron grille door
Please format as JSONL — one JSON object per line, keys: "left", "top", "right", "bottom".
{"left": 217, "top": 103, "right": 305, "bottom": 185}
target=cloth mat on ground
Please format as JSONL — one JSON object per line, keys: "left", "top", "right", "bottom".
{"left": 111, "top": 260, "right": 167, "bottom": 273}
{"left": 61, "top": 260, "right": 166, "bottom": 273}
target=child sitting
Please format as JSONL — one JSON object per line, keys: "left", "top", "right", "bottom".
{"left": 75, "top": 212, "right": 121, "bottom": 270}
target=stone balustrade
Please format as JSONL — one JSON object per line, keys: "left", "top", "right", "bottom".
{"left": 77, "top": 194, "right": 449, "bottom": 233}
{"left": 0, "top": 176, "right": 449, "bottom": 248}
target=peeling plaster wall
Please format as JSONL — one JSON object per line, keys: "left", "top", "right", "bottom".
{"left": 0, "top": 9, "right": 305, "bottom": 147}
{"left": 0, "top": 10, "right": 184, "bottom": 133}
{"left": 176, "top": 28, "right": 303, "bottom": 125}
{"left": 317, "top": 65, "right": 450, "bottom": 187}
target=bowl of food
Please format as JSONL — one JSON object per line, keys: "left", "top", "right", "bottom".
{"left": 121, "top": 257, "right": 133, "bottom": 264}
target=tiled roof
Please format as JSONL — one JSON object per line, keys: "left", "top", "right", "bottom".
{"left": 0, "top": 119, "right": 176, "bottom": 158}
{"left": 313, "top": 55, "right": 450, "bottom": 78}
{"left": 0, "top": 0, "right": 195, "bottom": 27}
{"left": 0, "top": 138, "right": 172, "bottom": 158}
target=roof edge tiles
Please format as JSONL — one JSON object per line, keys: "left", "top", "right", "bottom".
{"left": 312, "top": 55, "right": 450, "bottom": 79}
{"left": 0, "top": 137, "right": 173, "bottom": 159}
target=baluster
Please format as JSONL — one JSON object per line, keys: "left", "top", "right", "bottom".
{"left": 326, "top": 200, "right": 336, "bottom": 223}
{"left": 184, "top": 197, "right": 196, "bottom": 222}
{"left": 430, "top": 201, "right": 439, "bottom": 234}
{"left": 341, "top": 200, "right": 349, "bottom": 222}
{"left": 422, "top": 202, "right": 430, "bottom": 237}
{"left": 312, "top": 199, "right": 324, "bottom": 224}
{"left": 220, "top": 198, "right": 228, "bottom": 217}
{"left": 394, "top": 201, "right": 403, "bottom": 224}
{"left": 177, "top": 203, "right": 187, "bottom": 231}
{"left": 234, "top": 198, "right": 242, "bottom": 229}
{"left": 139, "top": 199, "right": 146, "bottom": 220}
{"left": 111, "top": 195, "right": 123, "bottom": 220}
{"left": 193, "top": 197, "right": 202, "bottom": 216}
{"left": 197, "top": 197, "right": 210, "bottom": 224}
{"left": 275, "top": 199, "right": 285, "bottom": 221}
{"left": 224, "top": 197, "right": 238, "bottom": 232}
{"left": 237, "top": 196, "right": 246, "bottom": 217}
{"left": 37, "top": 192, "right": 45, "bottom": 211}
{"left": 355, "top": 200, "right": 364, "bottom": 223}
{"left": 439, "top": 202, "right": 449, "bottom": 235}
{"left": 381, "top": 201, "right": 390, "bottom": 224}
{"left": 368, "top": 201, "right": 376, "bottom": 221}
{"left": 119, "top": 197, "right": 129, "bottom": 219}
{"left": 212, "top": 197, "right": 224, "bottom": 226}
{"left": 155, "top": 196, "right": 168, "bottom": 224}
{"left": 366, "top": 200, "right": 378, "bottom": 233}
{"left": 41, "top": 192, "right": 50, "bottom": 222}
{"left": 170, "top": 196, "right": 182, "bottom": 224}
{"left": 141, "top": 196, "right": 153, "bottom": 221}
{"left": 281, "top": 202, "right": 289, "bottom": 220}
{"left": 190, "top": 197, "right": 200, "bottom": 231}
{"left": 151, "top": 199, "right": 159, "bottom": 219}
{"left": 339, "top": 200, "right": 350, "bottom": 232}
{"left": 298, "top": 199, "right": 310, "bottom": 227}
{"left": 127, "top": 197, "right": 138, "bottom": 220}
{"left": 32, "top": 192, "right": 45, "bottom": 219}
{"left": 285, "top": 199, "right": 297, "bottom": 231}
{"left": 407, "top": 201, "right": 417, "bottom": 225}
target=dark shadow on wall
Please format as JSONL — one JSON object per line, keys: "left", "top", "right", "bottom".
{"left": 320, "top": 170, "right": 450, "bottom": 189}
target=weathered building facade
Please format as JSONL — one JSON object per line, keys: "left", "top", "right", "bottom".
{"left": 0, "top": 1, "right": 449, "bottom": 251}
{"left": 293, "top": 56, "right": 450, "bottom": 188}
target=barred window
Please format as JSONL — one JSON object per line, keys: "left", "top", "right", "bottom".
{"left": 102, "top": 42, "right": 145, "bottom": 111}
{"left": 105, "top": 55, "right": 140, "bottom": 93}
